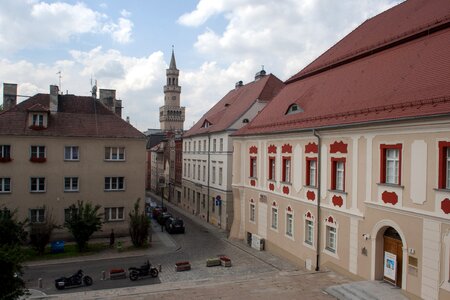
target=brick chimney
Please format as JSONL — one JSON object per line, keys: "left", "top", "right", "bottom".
{"left": 99, "top": 89, "right": 116, "bottom": 112}
{"left": 254, "top": 69, "right": 266, "bottom": 81}
{"left": 3, "top": 83, "right": 17, "bottom": 111}
{"left": 49, "top": 85, "right": 59, "bottom": 112}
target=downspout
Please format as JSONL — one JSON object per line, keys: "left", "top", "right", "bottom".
{"left": 207, "top": 134, "right": 211, "bottom": 223}
{"left": 313, "top": 129, "right": 321, "bottom": 272}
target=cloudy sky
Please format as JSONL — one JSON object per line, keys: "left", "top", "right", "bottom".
{"left": 0, "top": 0, "right": 402, "bottom": 131}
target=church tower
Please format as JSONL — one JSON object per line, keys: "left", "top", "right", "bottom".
{"left": 159, "top": 48, "right": 185, "bottom": 132}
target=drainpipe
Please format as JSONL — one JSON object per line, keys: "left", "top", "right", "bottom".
{"left": 207, "top": 134, "right": 211, "bottom": 223}
{"left": 313, "top": 129, "right": 321, "bottom": 272}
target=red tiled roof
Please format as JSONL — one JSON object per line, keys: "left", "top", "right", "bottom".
{"left": 27, "top": 103, "right": 49, "bottom": 112}
{"left": 235, "top": 0, "right": 450, "bottom": 136}
{"left": 288, "top": 0, "right": 450, "bottom": 82}
{"left": 0, "top": 93, "right": 145, "bottom": 139}
{"left": 184, "top": 74, "right": 284, "bottom": 137}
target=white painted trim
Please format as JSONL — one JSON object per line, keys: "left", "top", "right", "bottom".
{"left": 349, "top": 217, "right": 358, "bottom": 274}
{"left": 365, "top": 135, "right": 374, "bottom": 202}
{"left": 421, "top": 219, "right": 440, "bottom": 300}
{"left": 321, "top": 144, "right": 328, "bottom": 199}
{"left": 442, "top": 230, "right": 450, "bottom": 292}
{"left": 351, "top": 136, "right": 359, "bottom": 211}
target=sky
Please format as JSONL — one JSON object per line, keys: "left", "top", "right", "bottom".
{"left": 0, "top": 0, "right": 403, "bottom": 132}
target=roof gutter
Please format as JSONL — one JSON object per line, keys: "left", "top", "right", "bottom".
{"left": 313, "top": 129, "right": 321, "bottom": 272}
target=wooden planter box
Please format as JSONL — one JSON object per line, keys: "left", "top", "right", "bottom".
{"left": 206, "top": 257, "right": 221, "bottom": 267}
{"left": 220, "top": 256, "right": 232, "bottom": 267}
{"left": 109, "top": 268, "right": 126, "bottom": 279}
{"left": 175, "top": 261, "right": 191, "bottom": 272}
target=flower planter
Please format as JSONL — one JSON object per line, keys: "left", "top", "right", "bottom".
{"left": 219, "top": 256, "right": 232, "bottom": 267}
{"left": 30, "top": 157, "right": 46, "bottom": 163}
{"left": 109, "top": 268, "right": 126, "bottom": 279}
{"left": 206, "top": 257, "right": 221, "bottom": 267}
{"left": 175, "top": 261, "right": 191, "bottom": 272}
{"left": 0, "top": 157, "right": 12, "bottom": 163}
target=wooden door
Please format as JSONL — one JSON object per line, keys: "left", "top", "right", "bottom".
{"left": 383, "top": 235, "right": 403, "bottom": 287}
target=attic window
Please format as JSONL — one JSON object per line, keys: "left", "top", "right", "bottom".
{"left": 243, "top": 118, "right": 249, "bottom": 123}
{"left": 202, "top": 120, "right": 211, "bottom": 128}
{"left": 286, "top": 104, "right": 302, "bottom": 115}
{"left": 225, "top": 103, "right": 230, "bottom": 107}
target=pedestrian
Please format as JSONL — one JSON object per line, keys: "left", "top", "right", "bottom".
{"left": 110, "top": 229, "right": 115, "bottom": 247}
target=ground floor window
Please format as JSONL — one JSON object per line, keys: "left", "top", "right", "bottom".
{"left": 271, "top": 207, "right": 278, "bottom": 229}
{"left": 326, "top": 225, "right": 337, "bottom": 253}
{"left": 30, "top": 208, "right": 45, "bottom": 223}
{"left": 305, "top": 220, "right": 313, "bottom": 245}
{"left": 0, "top": 177, "right": 11, "bottom": 192}
{"left": 104, "top": 207, "right": 124, "bottom": 221}
{"left": 286, "top": 211, "right": 293, "bottom": 237}
{"left": 250, "top": 202, "right": 255, "bottom": 222}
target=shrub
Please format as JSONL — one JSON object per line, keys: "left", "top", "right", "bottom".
{"left": 129, "top": 198, "right": 150, "bottom": 247}
{"left": 29, "top": 213, "right": 59, "bottom": 255}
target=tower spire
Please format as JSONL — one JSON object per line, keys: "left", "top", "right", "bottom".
{"left": 169, "top": 45, "right": 177, "bottom": 70}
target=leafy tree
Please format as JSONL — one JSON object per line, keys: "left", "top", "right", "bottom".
{"left": 64, "top": 201, "right": 102, "bottom": 252}
{"left": 129, "top": 198, "right": 150, "bottom": 247}
{"left": 0, "top": 208, "right": 28, "bottom": 300}
{"left": 29, "top": 213, "right": 59, "bottom": 255}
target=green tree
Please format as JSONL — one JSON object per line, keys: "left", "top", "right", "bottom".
{"left": 129, "top": 198, "right": 150, "bottom": 247}
{"left": 64, "top": 201, "right": 102, "bottom": 252}
{"left": 29, "top": 213, "right": 59, "bottom": 255}
{"left": 0, "top": 208, "right": 28, "bottom": 300}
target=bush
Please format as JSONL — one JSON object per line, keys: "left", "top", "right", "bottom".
{"left": 29, "top": 214, "right": 58, "bottom": 255}
{"left": 129, "top": 198, "right": 150, "bottom": 247}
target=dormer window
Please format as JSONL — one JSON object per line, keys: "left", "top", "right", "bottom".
{"left": 32, "top": 114, "right": 44, "bottom": 126}
{"left": 202, "top": 119, "right": 211, "bottom": 128}
{"left": 286, "top": 103, "right": 303, "bottom": 115}
{"left": 27, "top": 103, "right": 49, "bottom": 130}
{"left": 243, "top": 118, "right": 249, "bottom": 123}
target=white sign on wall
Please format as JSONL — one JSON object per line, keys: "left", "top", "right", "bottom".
{"left": 384, "top": 251, "right": 397, "bottom": 282}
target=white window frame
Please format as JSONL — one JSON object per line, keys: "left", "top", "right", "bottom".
{"left": 64, "top": 177, "right": 79, "bottom": 192}
{"left": 213, "top": 139, "right": 217, "bottom": 152}
{"left": 0, "top": 145, "right": 11, "bottom": 159}
{"left": 386, "top": 148, "right": 399, "bottom": 184}
{"left": 198, "top": 164, "right": 201, "bottom": 180}
{"left": 105, "top": 147, "right": 125, "bottom": 161}
{"left": 219, "top": 167, "right": 223, "bottom": 185}
{"left": 309, "top": 160, "right": 316, "bottom": 186}
{"left": 203, "top": 166, "right": 206, "bottom": 182}
{"left": 304, "top": 212, "right": 315, "bottom": 249}
{"left": 323, "top": 217, "right": 339, "bottom": 258}
{"left": 286, "top": 211, "right": 294, "bottom": 238}
{"left": 271, "top": 206, "right": 278, "bottom": 230}
{"left": 0, "top": 178, "right": 11, "bottom": 193}
{"left": 32, "top": 113, "right": 44, "bottom": 126}
{"left": 104, "top": 177, "right": 125, "bottom": 191}
{"left": 269, "top": 157, "right": 276, "bottom": 180}
{"left": 249, "top": 202, "right": 256, "bottom": 223}
{"left": 193, "top": 164, "right": 196, "bottom": 180}
{"left": 250, "top": 157, "right": 257, "bottom": 178}
{"left": 30, "top": 177, "right": 45, "bottom": 192}
{"left": 104, "top": 207, "right": 124, "bottom": 221}
{"left": 64, "top": 146, "right": 79, "bottom": 161}
{"left": 220, "top": 138, "right": 223, "bottom": 152}
{"left": 335, "top": 161, "right": 344, "bottom": 191}
{"left": 31, "top": 145, "right": 46, "bottom": 158}
{"left": 30, "top": 208, "right": 45, "bottom": 223}
{"left": 447, "top": 148, "right": 450, "bottom": 189}
{"left": 212, "top": 166, "right": 216, "bottom": 184}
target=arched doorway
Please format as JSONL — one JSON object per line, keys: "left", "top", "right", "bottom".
{"left": 371, "top": 222, "right": 406, "bottom": 289}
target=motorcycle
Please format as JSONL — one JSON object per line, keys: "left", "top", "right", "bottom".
{"left": 54, "top": 269, "right": 93, "bottom": 290}
{"left": 128, "top": 260, "right": 159, "bottom": 281}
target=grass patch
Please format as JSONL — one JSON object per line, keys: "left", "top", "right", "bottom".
{"left": 24, "top": 243, "right": 109, "bottom": 261}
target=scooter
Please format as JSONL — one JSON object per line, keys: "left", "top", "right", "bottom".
{"left": 128, "top": 260, "right": 159, "bottom": 281}
{"left": 54, "top": 269, "right": 93, "bottom": 290}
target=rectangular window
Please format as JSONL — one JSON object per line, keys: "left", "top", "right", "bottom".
{"left": 203, "top": 166, "right": 206, "bottom": 182}
{"left": 250, "top": 157, "right": 257, "bottom": 178}
{"left": 305, "top": 220, "right": 314, "bottom": 245}
{"left": 105, "top": 147, "right": 125, "bottom": 161}
{"left": 104, "top": 177, "right": 125, "bottom": 191}
{"left": 326, "top": 226, "right": 337, "bottom": 253}
{"left": 212, "top": 166, "right": 216, "bottom": 183}
{"left": 31, "top": 146, "right": 46, "bottom": 158}
{"left": 331, "top": 158, "right": 345, "bottom": 191}
{"left": 64, "top": 146, "right": 79, "bottom": 160}
{"left": 188, "top": 164, "right": 191, "bottom": 177}
{"left": 202, "top": 194, "right": 206, "bottom": 209}
{"left": 198, "top": 164, "right": 201, "bottom": 180}
{"left": 193, "top": 164, "right": 196, "bottom": 180}
{"left": 203, "top": 140, "right": 206, "bottom": 152}
{"left": 104, "top": 207, "right": 124, "bottom": 221}
{"left": 213, "top": 139, "right": 217, "bottom": 152}
{"left": 184, "top": 163, "right": 186, "bottom": 176}
{"left": 271, "top": 207, "right": 278, "bottom": 229}
{"left": 30, "top": 208, "right": 45, "bottom": 223}
{"left": 32, "top": 114, "right": 44, "bottom": 126}
{"left": 250, "top": 203, "right": 255, "bottom": 222}
{"left": 286, "top": 212, "right": 293, "bottom": 237}
{"left": 438, "top": 142, "right": 450, "bottom": 189}
{"left": 0, "top": 178, "right": 11, "bottom": 193}
{"left": 189, "top": 142, "right": 191, "bottom": 152}
{"left": 194, "top": 141, "right": 197, "bottom": 152}
{"left": 220, "top": 138, "right": 223, "bottom": 152}
{"left": 30, "top": 177, "right": 45, "bottom": 192}
{"left": 306, "top": 158, "right": 317, "bottom": 186}
{"left": 64, "top": 177, "right": 79, "bottom": 192}
{"left": 380, "top": 144, "right": 402, "bottom": 185}
{"left": 282, "top": 157, "right": 291, "bottom": 183}
{"left": 0, "top": 145, "right": 11, "bottom": 160}
{"left": 219, "top": 167, "right": 223, "bottom": 185}
{"left": 268, "top": 157, "right": 276, "bottom": 180}
{"left": 212, "top": 197, "right": 215, "bottom": 213}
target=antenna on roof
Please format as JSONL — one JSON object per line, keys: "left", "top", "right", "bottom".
{"left": 56, "top": 70, "right": 62, "bottom": 93}
{"left": 261, "top": 65, "right": 264, "bottom": 71}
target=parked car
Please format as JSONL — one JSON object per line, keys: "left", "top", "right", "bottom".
{"left": 165, "top": 217, "right": 185, "bottom": 234}
{"left": 157, "top": 212, "right": 172, "bottom": 225}
{"left": 151, "top": 206, "right": 167, "bottom": 220}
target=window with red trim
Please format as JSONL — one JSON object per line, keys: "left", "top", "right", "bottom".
{"left": 331, "top": 157, "right": 346, "bottom": 191}
{"left": 439, "top": 141, "right": 450, "bottom": 189}
{"left": 282, "top": 157, "right": 291, "bottom": 183}
{"left": 380, "top": 144, "right": 402, "bottom": 185}
{"left": 268, "top": 157, "right": 275, "bottom": 180}
{"left": 306, "top": 157, "right": 317, "bottom": 187}
{"left": 250, "top": 156, "right": 257, "bottom": 178}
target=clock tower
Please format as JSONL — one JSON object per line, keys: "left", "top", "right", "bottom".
{"left": 159, "top": 48, "right": 185, "bottom": 132}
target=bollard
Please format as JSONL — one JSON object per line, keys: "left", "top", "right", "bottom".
{"left": 38, "top": 278, "right": 42, "bottom": 288}
{"left": 158, "top": 264, "right": 162, "bottom": 272}
{"left": 101, "top": 271, "right": 106, "bottom": 280}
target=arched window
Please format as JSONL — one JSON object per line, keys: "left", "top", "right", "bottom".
{"left": 286, "top": 103, "right": 302, "bottom": 115}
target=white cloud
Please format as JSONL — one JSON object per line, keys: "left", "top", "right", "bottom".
{"left": 121, "top": 9, "right": 131, "bottom": 18}
{"left": 104, "top": 17, "right": 134, "bottom": 44}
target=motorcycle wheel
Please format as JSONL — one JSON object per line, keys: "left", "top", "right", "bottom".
{"left": 83, "top": 276, "right": 93, "bottom": 286}
{"left": 129, "top": 271, "right": 139, "bottom": 281}
{"left": 150, "top": 268, "right": 159, "bottom": 278}
{"left": 55, "top": 282, "right": 65, "bottom": 290}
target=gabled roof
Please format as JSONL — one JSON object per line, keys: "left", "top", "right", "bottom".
{"left": 0, "top": 93, "right": 145, "bottom": 139}
{"left": 235, "top": 0, "right": 450, "bottom": 136}
{"left": 184, "top": 74, "right": 284, "bottom": 137}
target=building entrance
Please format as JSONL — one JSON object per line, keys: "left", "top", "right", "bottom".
{"left": 382, "top": 227, "right": 403, "bottom": 287}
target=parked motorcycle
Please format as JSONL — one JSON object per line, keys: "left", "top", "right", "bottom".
{"left": 128, "top": 260, "right": 158, "bottom": 281}
{"left": 54, "top": 269, "right": 93, "bottom": 290}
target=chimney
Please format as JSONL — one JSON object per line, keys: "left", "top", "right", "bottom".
{"left": 3, "top": 83, "right": 17, "bottom": 111}
{"left": 235, "top": 80, "right": 243, "bottom": 89}
{"left": 254, "top": 69, "right": 266, "bottom": 81}
{"left": 99, "top": 89, "right": 116, "bottom": 112}
{"left": 115, "top": 99, "right": 122, "bottom": 118}
{"left": 49, "top": 85, "right": 59, "bottom": 112}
